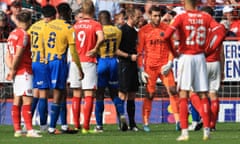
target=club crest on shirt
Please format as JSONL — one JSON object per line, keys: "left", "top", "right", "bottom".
{"left": 160, "top": 32, "right": 165, "bottom": 37}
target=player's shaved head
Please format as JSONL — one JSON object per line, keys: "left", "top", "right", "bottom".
{"left": 56, "top": 2, "right": 72, "bottom": 22}
{"left": 98, "top": 10, "right": 112, "bottom": 25}
{"left": 42, "top": 4, "right": 56, "bottom": 18}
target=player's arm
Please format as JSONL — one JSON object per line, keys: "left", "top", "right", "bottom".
{"left": 137, "top": 28, "right": 145, "bottom": 68}
{"left": 167, "top": 38, "right": 175, "bottom": 62}
{"left": 10, "top": 45, "right": 24, "bottom": 71}
{"left": 10, "top": 33, "right": 29, "bottom": 74}
{"left": 205, "top": 23, "right": 226, "bottom": 56}
{"left": 136, "top": 28, "right": 149, "bottom": 83}
{"left": 220, "top": 44, "right": 225, "bottom": 81}
{"left": 5, "top": 49, "right": 12, "bottom": 69}
{"left": 6, "top": 44, "right": 25, "bottom": 81}
{"left": 163, "top": 25, "right": 178, "bottom": 57}
{"left": 161, "top": 40, "right": 174, "bottom": 76}
{"left": 115, "top": 29, "right": 122, "bottom": 54}
{"left": 86, "top": 30, "right": 104, "bottom": 57}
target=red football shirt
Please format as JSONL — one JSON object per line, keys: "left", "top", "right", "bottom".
{"left": 230, "top": 20, "right": 240, "bottom": 37}
{"left": 165, "top": 10, "right": 219, "bottom": 55}
{"left": 74, "top": 18, "right": 103, "bottom": 63}
{"left": 7, "top": 28, "right": 32, "bottom": 75}
{"left": 206, "top": 24, "right": 226, "bottom": 62}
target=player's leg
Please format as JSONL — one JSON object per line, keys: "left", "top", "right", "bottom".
{"left": 209, "top": 92, "right": 219, "bottom": 131}
{"left": 94, "top": 58, "right": 108, "bottom": 132}
{"left": 176, "top": 54, "right": 193, "bottom": 141}
{"left": 68, "top": 62, "right": 82, "bottom": 130}
{"left": 57, "top": 89, "right": 78, "bottom": 134}
{"left": 142, "top": 66, "right": 157, "bottom": 132}
{"left": 71, "top": 88, "right": 82, "bottom": 130}
{"left": 177, "top": 90, "right": 189, "bottom": 141}
{"left": 193, "top": 54, "right": 210, "bottom": 140}
{"left": 188, "top": 101, "right": 202, "bottom": 131}
{"left": 142, "top": 92, "right": 152, "bottom": 132}
{"left": 207, "top": 61, "right": 221, "bottom": 131}
{"left": 31, "top": 89, "right": 39, "bottom": 118}
{"left": 11, "top": 93, "right": 22, "bottom": 137}
{"left": 20, "top": 73, "right": 42, "bottom": 137}
{"left": 95, "top": 88, "right": 105, "bottom": 132}
{"left": 34, "top": 62, "right": 50, "bottom": 132}
{"left": 81, "top": 62, "right": 97, "bottom": 133}
{"left": 48, "top": 60, "right": 67, "bottom": 134}
{"left": 82, "top": 90, "right": 95, "bottom": 133}
{"left": 48, "top": 89, "right": 61, "bottom": 134}
{"left": 110, "top": 88, "right": 124, "bottom": 127}
{"left": 31, "top": 62, "right": 40, "bottom": 117}
{"left": 167, "top": 87, "right": 180, "bottom": 131}
{"left": 198, "top": 92, "right": 210, "bottom": 140}
{"left": 60, "top": 89, "right": 68, "bottom": 131}
{"left": 23, "top": 96, "right": 41, "bottom": 137}
{"left": 38, "top": 89, "right": 49, "bottom": 132}
{"left": 108, "top": 57, "right": 125, "bottom": 130}
{"left": 161, "top": 70, "right": 180, "bottom": 131}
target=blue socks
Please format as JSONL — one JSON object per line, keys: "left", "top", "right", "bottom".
{"left": 190, "top": 102, "right": 201, "bottom": 122}
{"left": 31, "top": 97, "right": 39, "bottom": 116}
{"left": 95, "top": 100, "right": 104, "bottom": 126}
{"left": 113, "top": 97, "right": 124, "bottom": 116}
{"left": 49, "top": 103, "right": 60, "bottom": 128}
{"left": 38, "top": 98, "right": 48, "bottom": 125}
{"left": 60, "top": 101, "right": 67, "bottom": 125}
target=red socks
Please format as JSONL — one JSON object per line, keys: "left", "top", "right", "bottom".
{"left": 12, "top": 105, "right": 33, "bottom": 131}
{"left": 210, "top": 99, "right": 219, "bottom": 128}
{"left": 72, "top": 97, "right": 81, "bottom": 129}
{"left": 201, "top": 97, "right": 211, "bottom": 128}
{"left": 190, "top": 93, "right": 202, "bottom": 116}
{"left": 190, "top": 93, "right": 211, "bottom": 128}
{"left": 22, "top": 105, "right": 33, "bottom": 130}
{"left": 179, "top": 98, "right": 188, "bottom": 129}
{"left": 12, "top": 105, "right": 21, "bottom": 131}
{"left": 83, "top": 96, "right": 93, "bottom": 130}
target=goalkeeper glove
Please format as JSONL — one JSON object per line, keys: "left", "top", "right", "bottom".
{"left": 161, "top": 61, "right": 173, "bottom": 76}
{"left": 139, "top": 67, "right": 149, "bottom": 84}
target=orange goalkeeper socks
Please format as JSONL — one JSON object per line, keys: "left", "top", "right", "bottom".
{"left": 142, "top": 98, "right": 152, "bottom": 125}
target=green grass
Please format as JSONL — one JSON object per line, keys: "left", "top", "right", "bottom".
{"left": 0, "top": 123, "right": 240, "bottom": 144}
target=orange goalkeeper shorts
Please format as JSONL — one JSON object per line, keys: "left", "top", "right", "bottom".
{"left": 145, "top": 65, "right": 176, "bottom": 94}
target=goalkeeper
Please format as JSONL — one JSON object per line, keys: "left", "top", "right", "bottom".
{"left": 137, "top": 6, "right": 180, "bottom": 132}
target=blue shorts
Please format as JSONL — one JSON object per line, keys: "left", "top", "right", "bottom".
{"left": 97, "top": 57, "right": 118, "bottom": 89}
{"left": 48, "top": 58, "right": 68, "bottom": 89}
{"left": 32, "top": 62, "right": 50, "bottom": 89}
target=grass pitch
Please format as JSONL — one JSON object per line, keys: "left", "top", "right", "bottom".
{"left": 0, "top": 123, "right": 239, "bottom": 144}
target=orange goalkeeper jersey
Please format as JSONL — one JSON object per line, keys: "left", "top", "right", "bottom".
{"left": 137, "top": 22, "right": 173, "bottom": 68}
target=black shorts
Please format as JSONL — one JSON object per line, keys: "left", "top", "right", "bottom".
{"left": 118, "top": 60, "right": 139, "bottom": 93}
